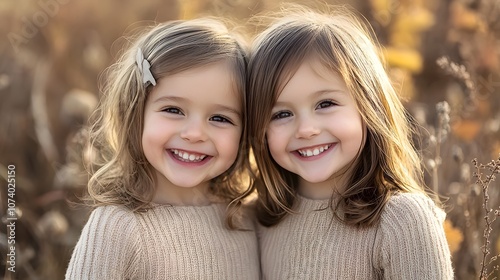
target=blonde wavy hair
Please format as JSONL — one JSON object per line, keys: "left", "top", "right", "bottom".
{"left": 85, "top": 18, "right": 253, "bottom": 229}
{"left": 247, "top": 6, "right": 429, "bottom": 228}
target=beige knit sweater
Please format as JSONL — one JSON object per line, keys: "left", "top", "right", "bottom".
{"left": 258, "top": 193, "right": 454, "bottom": 279}
{"left": 66, "top": 203, "right": 260, "bottom": 279}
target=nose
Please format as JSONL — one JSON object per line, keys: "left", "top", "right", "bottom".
{"left": 180, "top": 118, "right": 207, "bottom": 143}
{"left": 295, "top": 115, "right": 320, "bottom": 139}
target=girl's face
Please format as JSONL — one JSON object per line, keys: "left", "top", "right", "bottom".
{"left": 142, "top": 61, "right": 242, "bottom": 204}
{"left": 266, "top": 57, "right": 365, "bottom": 199}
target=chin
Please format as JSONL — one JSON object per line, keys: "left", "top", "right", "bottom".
{"left": 169, "top": 179, "right": 204, "bottom": 189}
{"left": 300, "top": 173, "right": 332, "bottom": 184}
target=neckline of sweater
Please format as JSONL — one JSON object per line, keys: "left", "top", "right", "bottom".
{"left": 148, "top": 201, "right": 226, "bottom": 210}
{"left": 295, "top": 194, "right": 334, "bottom": 211}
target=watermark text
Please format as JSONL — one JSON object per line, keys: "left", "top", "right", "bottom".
{"left": 6, "top": 164, "right": 16, "bottom": 273}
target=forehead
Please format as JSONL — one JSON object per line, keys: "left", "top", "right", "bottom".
{"left": 278, "top": 55, "right": 345, "bottom": 97}
{"left": 149, "top": 61, "right": 242, "bottom": 107}
{"left": 278, "top": 50, "right": 335, "bottom": 83}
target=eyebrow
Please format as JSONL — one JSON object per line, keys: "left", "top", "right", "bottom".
{"left": 313, "top": 89, "right": 344, "bottom": 96}
{"left": 275, "top": 89, "right": 344, "bottom": 106}
{"left": 213, "top": 104, "right": 242, "bottom": 117}
{"left": 153, "top": 96, "right": 185, "bottom": 104}
{"left": 153, "top": 95, "right": 241, "bottom": 117}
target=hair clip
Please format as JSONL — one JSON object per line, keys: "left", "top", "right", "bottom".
{"left": 136, "top": 48, "right": 156, "bottom": 86}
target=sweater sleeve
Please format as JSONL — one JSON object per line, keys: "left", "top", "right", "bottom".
{"left": 65, "top": 205, "right": 141, "bottom": 280}
{"left": 374, "top": 193, "right": 454, "bottom": 279}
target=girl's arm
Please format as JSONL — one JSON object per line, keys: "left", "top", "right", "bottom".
{"left": 374, "top": 193, "right": 454, "bottom": 279}
{"left": 65, "top": 205, "right": 141, "bottom": 280}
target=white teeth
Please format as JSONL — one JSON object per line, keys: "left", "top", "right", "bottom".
{"left": 298, "top": 145, "right": 331, "bottom": 157}
{"left": 170, "top": 149, "right": 207, "bottom": 162}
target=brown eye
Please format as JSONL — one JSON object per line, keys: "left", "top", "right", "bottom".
{"left": 162, "top": 107, "right": 184, "bottom": 115}
{"left": 316, "top": 100, "right": 336, "bottom": 109}
{"left": 210, "top": 115, "right": 234, "bottom": 125}
{"left": 271, "top": 111, "right": 292, "bottom": 120}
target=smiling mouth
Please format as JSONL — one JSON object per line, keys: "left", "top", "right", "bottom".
{"left": 170, "top": 149, "right": 208, "bottom": 163}
{"left": 296, "top": 144, "right": 332, "bottom": 157}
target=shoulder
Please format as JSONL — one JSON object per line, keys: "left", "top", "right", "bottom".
{"left": 74, "top": 204, "right": 142, "bottom": 258}
{"left": 85, "top": 205, "right": 139, "bottom": 234}
{"left": 382, "top": 192, "right": 445, "bottom": 226}
{"left": 66, "top": 205, "right": 141, "bottom": 279}
{"left": 377, "top": 191, "right": 448, "bottom": 255}
{"left": 374, "top": 192, "right": 453, "bottom": 278}
{"left": 77, "top": 204, "right": 141, "bottom": 250}
{"left": 89, "top": 204, "right": 138, "bottom": 223}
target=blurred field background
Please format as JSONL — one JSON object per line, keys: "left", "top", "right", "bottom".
{"left": 0, "top": 0, "right": 499, "bottom": 279}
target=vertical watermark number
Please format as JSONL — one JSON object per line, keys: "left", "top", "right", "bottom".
{"left": 6, "top": 164, "right": 16, "bottom": 273}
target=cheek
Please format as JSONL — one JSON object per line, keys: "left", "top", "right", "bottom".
{"left": 216, "top": 128, "right": 242, "bottom": 158}
{"left": 142, "top": 118, "right": 168, "bottom": 144}
{"left": 266, "top": 127, "right": 286, "bottom": 156}
{"left": 340, "top": 117, "right": 365, "bottom": 151}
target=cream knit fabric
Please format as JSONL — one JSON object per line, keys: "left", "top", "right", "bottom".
{"left": 66, "top": 203, "right": 260, "bottom": 279}
{"left": 258, "top": 192, "right": 453, "bottom": 279}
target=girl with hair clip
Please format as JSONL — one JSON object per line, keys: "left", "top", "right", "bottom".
{"left": 247, "top": 6, "right": 453, "bottom": 279}
{"left": 66, "top": 18, "right": 260, "bottom": 279}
